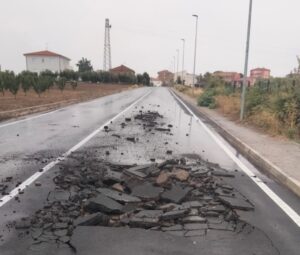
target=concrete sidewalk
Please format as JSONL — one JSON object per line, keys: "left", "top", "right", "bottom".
{"left": 173, "top": 89, "right": 300, "bottom": 197}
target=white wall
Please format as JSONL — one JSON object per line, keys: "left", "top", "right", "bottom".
{"left": 26, "top": 56, "right": 70, "bottom": 73}
{"left": 175, "top": 71, "right": 195, "bottom": 86}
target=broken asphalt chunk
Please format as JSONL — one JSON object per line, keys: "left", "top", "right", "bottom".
{"left": 161, "top": 184, "right": 192, "bottom": 204}
{"left": 84, "top": 193, "right": 123, "bottom": 214}
{"left": 218, "top": 195, "right": 254, "bottom": 211}
{"left": 74, "top": 213, "right": 109, "bottom": 226}
{"left": 97, "top": 188, "right": 141, "bottom": 203}
{"left": 131, "top": 183, "right": 163, "bottom": 201}
{"left": 160, "top": 209, "right": 188, "bottom": 221}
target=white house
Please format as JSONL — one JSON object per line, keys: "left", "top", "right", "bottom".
{"left": 175, "top": 71, "right": 195, "bottom": 86}
{"left": 150, "top": 77, "right": 162, "bottom": 87}
{"left": 24, "top": 50, "right": 71, "bottom": 73}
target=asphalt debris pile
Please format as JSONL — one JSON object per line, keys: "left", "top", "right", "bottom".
{"left": 15, "top": 154, "right": 254, "bottom": 249}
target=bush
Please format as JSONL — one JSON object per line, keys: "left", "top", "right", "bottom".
{"left": 198, "top": 89, "right": 216, "bottom": 108}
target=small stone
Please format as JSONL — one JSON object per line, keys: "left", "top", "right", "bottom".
{"left": 183, "top": 216, "right": 207, "bottom": 223}
{"left": 166, "top": 150, "right": 173, "bottom": 155}
{"left": 112, "top": 183, "right": 125, "bottom": 192}
{"left": 172, "top": 169, "right": 189, "bottom": 181}
{"left": 126, "top": 137, "right": 136, "bottom": 143}
{"left": 34, "top": 182, "right": 42, "bottom": 187}
{"left": 156, "top": 172, "right": 170, "bottom": 185}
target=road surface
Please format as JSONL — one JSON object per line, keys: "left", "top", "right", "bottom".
{"left": 0, "top": 87, "right": 299, "bottom": 255}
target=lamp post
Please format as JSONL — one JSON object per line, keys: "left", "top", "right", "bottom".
{"left": 240, "top": 0, "right": 253, "bottom": 121}
{"left": 173, "top": 56, "right": 176, "bottom": 85}
{"left": 176, "top": 49, "right": 179, "bottom": 84}
{"left": 192, "top": 14, "right": 198, "bottom": 91}
{"left": 181, "top": 38, "right": 185, "bottom": 85}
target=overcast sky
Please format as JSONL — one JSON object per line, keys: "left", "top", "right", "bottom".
{"left": 0, "top": 0, "right": 299, "bottom": 77}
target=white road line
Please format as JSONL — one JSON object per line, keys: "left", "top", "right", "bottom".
{"left": 170, "top": 89, "right": 300, "bottom": 227}
{"left": 0, "top": 90, "right": 152, "bottom": 208}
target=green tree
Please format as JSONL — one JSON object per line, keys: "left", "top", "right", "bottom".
{"left": 57, "top": 77, "right": 67, "bottom": 92}
{"left": 0, "top": 72, "right": 4, "bottom": 96}
{"left": 142, "top": 72, "right": 150, "bottom": 86}
{"left": 76, "top": 58, "right": 93, "bottom": 72}
{"left": 33, "top": 75, "right": 51, "bottom": 97}
{"left": 70, "top": 80, "right": 78, "bottom": 90}
{"left": 19, "top": 71, "right": 36, "bottom": 95}
{"left": 136, "top": 74, "right": 143, "bottom": 84}
{"left": 5, "top": 72, "right": 19, "bottom": 99}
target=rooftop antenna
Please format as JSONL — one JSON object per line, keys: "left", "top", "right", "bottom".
{"left": 103, "top": 18, "right": 112, "bottom": 71}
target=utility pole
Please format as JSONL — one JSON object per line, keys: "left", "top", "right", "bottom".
{"left": 176, "top": 49, "right": 179, "bottom": 84}
{"left": 192, "top": 14, "right": 198, "bottom": 91}
{"left": 103, "top": 18, "right": 112, "bottom": 71}
{"left": 240, "top": 0, "right": 253, "bottom": 121}
{"left": 181, "top": 38, "right": 185, "bottom": 85}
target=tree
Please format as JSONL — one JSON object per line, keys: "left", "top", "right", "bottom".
{"left": 60, "top": 70, "right": 78, "bottom": 81}
{"left": 57, "top": 77, "right": 67, "bottom": 92}
{"left": 176, "top": 75, "right": 182, "bottom": 84}
{"left": 33, "top": 75, "right": 51, "bottom": 97}
{"left": 0, "top": 72, "right": 4, "bottom": 96}
{"left": 19, "top": 71, "right": 36, "bottom": 95}
{"left": 76, "top": 58, "right": 93, "bottom": 72}
{"left": 70, "top": 80, "right": 78, "bottom": 90}
{"left": 142, "top": 72, "right": 150, "bottom": 86}
{"left": 136, "top": 74, "right": 143, "bottom": 84}
{"left": 4, "top": 72, "right": 19, "bottom": 99}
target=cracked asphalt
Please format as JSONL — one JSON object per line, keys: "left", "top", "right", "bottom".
{"left": 0, "top": 87, "right": 299, "bottom": 255}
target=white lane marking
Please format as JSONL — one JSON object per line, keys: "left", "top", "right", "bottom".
{"left": 170, "top": 89, "right": 300, "bottom": 227}
{"left": 0, "top": 90, "right": 152, "bottom": 208}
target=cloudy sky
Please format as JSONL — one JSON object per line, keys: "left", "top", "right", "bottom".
{"left": 0, "top": 0, "right": 299, "bottom": 77}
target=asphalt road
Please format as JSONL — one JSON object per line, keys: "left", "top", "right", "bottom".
{"left": 0, "top": 87, "right": 299, "bottom": 255}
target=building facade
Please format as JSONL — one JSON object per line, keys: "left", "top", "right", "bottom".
{"left": 157, "top": 70, "right": 174, "bottom": 86}
{"left": 110, "top": 65, "right": 135, "bottom": 75}
{"left": 213, "top": 71, "right": 241, "bottom": 83}
{"left": 24, "top": 50, "right": 70, "bottom": 73}
{"left": 250, "top": 68, "right": 271, "bottom": 80}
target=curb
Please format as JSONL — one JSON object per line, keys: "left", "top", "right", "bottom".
{"left": 172, "top": 89, "right": 300, "bottom": 198}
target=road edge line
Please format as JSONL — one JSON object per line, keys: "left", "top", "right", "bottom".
{"left": 170, "top": 88, "right": 300, "bottom": 227}
{"left": 0, "top": 89, "right": 152, "bottom": 208}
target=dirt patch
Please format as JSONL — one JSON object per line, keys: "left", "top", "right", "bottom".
{"left": 0, "top": 83, "right": 136, "bottom": 121}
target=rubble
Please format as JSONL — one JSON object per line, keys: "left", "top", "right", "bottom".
{"left": 12, "top": 108, "right": 257, "bottom": 252}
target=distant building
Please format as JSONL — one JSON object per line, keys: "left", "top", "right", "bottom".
{"left": 150, "top": 77, "right": 162, "bottom": 87}
{"left": 24, "top": 50, "right": 70, "bottom": 73}
{"left": 250, "top": 68, "right": 271, "bottom": 80}
{"left": 213, "top": 71, "right": 241, "bottom": 83}
{"left": 110, "top": 65, "right": 135, "bottom": 75}
{"left": 174, "top": 71, "right": 195, "bottom": 86}
{"left": 157, "top": 70, "right": 174, "bottom": 86}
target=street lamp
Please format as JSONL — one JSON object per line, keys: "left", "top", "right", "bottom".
{"left": 173, "top": 56, "right": 176, "bottom": 85}
{"left": 192, "top": 14, "right": 198, "bottom": 90}
{"left": 240, "top": 0, "right": 253, "bottom": 121}
{"left": 176, "top": 49, "right": 179, "bottom": 84}
{"left": 181, "top": 38, "right": 185, "bottom": 85}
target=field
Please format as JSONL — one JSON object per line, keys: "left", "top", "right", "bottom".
{"left": 0, "top": 83, "right": 135, "bottom": 120}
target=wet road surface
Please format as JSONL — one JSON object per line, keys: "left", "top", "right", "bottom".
{"left": 0, "top": 87, "right": 299, "bottom": 254}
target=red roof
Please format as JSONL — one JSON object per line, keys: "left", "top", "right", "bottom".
{"left": 251, "top": 67, "right": 270, "bottom": 72}
{"left": 23, "top": 50, "right": 70, "bottom": 60}
{"left": 110, "top": 65, "right": 135, "bottom": 73}
{"left": 158, "top": 70, "right": 173, "bottom": 74}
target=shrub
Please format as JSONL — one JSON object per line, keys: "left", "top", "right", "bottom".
{"left": 198, "top": 89, "right": 216, "bottom": 108}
